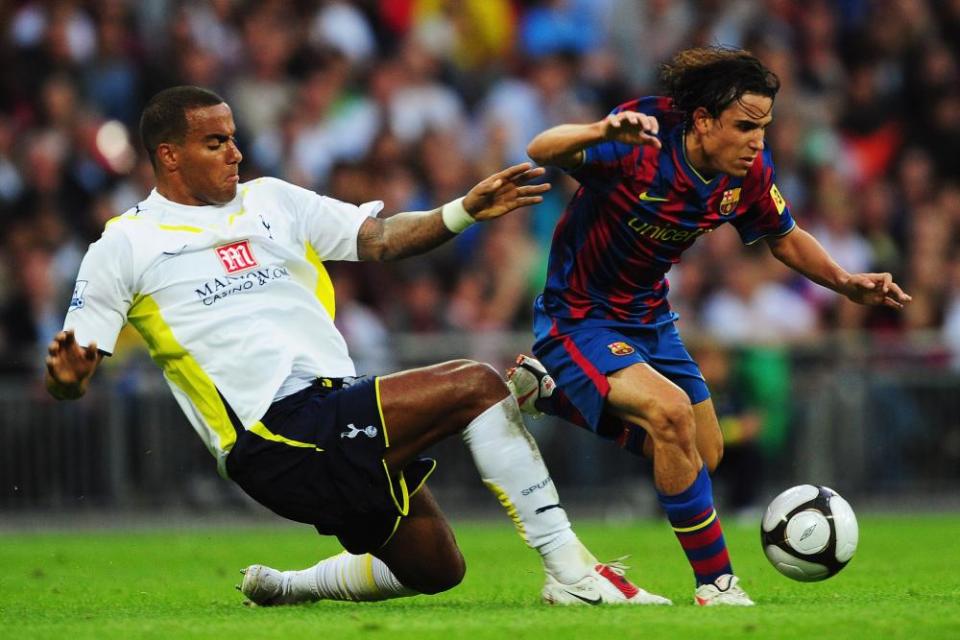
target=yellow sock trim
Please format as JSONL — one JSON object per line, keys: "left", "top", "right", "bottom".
{"left": 672, "top": 509, "right": 717, "bottom": 533}
{"left": 363, "top": 554, "right": 378, "bottom": 593}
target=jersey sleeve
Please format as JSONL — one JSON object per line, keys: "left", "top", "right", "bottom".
{"left": 62, "top": 226, "right": 135, "bottom": 354}
{"left": 569, "top": 97, "right": 663, "bottom": 189}
{"left": 283, "top": 180, "right": 383, "bottom": 261}
{"left": 730, "top": 149, "right": 796, "bottom": 245}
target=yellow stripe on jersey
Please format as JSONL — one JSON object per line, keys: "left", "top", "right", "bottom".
{"left": 127, "top": 293, "right": 237, "bottom": 454}
{"left": 304, "top": 242, "right": 336, "bottom": 320}
{"left": 672, "top": 509, "right": 717, "bottom": 533}
{"left": 105, "top": 216, "right": 207, "bottom": 234}
{"left": 227, "top": 186, "right": 250, "bottom": 225}
{"left": 248, "top": 421, "right": 323, "bottom": 451}
{"left": 157, "top": 223, "right": 204, "bottom": 233}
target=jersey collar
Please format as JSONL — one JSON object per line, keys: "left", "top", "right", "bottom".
{"left": 146, "top": 188, "right": 243, "bottom": 215}
{"left": 675, "top": 126, "right": 717, "bottom": 187}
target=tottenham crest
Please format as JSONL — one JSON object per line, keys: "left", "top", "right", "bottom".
{"left": 608, "top": 341, "right": 635, "bottom": 356}
{"left": 719, "top": 188, "right": 741, "bottom": 216}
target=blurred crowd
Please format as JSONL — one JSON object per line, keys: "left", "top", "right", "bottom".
{"left": 2, "top": 0, "right": 960, "bottom": 377}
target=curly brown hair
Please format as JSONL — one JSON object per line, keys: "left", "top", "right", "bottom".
{"left": 660, "top": 46, "right": 780, "bottom": 124}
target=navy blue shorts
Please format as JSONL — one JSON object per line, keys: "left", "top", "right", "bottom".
{"left": 532, "top": 298, "right": 710, "bottom": 455}
{"left": 225, "top": 376, "right": 436, "bottom": 554}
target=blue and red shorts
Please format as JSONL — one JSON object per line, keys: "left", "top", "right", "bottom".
{"left": 532, "top": 296, "right": 710, "bottom": 456}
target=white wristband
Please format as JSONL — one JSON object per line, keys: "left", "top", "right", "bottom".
{"left": 441, "top": 197, "right": 475, "bottom": 233}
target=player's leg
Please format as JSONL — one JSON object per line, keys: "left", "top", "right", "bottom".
{"left": 693, "top": 398, "right": 724, "bottom": 473}
{"left": 376, "top": 360, "right": 669, "bottom": 605}
{"left": 372, "top": 485, "right": 464, "bottom": 593}
{"left": 607, "top": 365, "right": 752, "bottom": 605}
{"left": 242, "top": 486, "right": 460, "bottom": 604}
{"left": 240, "top": 359, "right": 665, "bottom": 606}
{"left": 509, "top": 356, "right": 723, "bottom": 472}
{"left": 607, "top": 364, "right": 701, "bottom": 494}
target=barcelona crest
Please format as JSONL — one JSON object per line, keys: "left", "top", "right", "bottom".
{"left": 607, "top": 341, "right": 635, "bottom": 356}
{"left": 719, "top": 188, "right": 741, "bottom": 216}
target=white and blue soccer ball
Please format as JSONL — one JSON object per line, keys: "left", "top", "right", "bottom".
{"left": 760, "top": 485, "right": 859, "bottom": 582}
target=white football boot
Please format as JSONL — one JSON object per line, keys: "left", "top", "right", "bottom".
{"left": 542, "top": 561, "right": 672, "bottom": 606}
{"left": 694, "top": 574, "right": 755, "bottom": 606}
{"left": 238, "top": 564, "right": 301, "bottom": 606}
{"left": 506, "top": 354, "right": 556, "bottom": 417}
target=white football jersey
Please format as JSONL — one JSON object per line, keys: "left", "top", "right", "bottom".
{"left": 64, "top": 177, "right": 381, "bottom": 475}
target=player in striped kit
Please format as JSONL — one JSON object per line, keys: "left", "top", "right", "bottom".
{"left": 45, "top": 86, "right": 671, "bottom": 608}
{"left": 509, "top": 47, "right": 910, "bottom": 605}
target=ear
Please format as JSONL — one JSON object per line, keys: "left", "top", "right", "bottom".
{"left": 692, "top": 107, "right": 714, "bottom": 135}
{"left": 155, "top": 142, "right": 178, "bottom": 172}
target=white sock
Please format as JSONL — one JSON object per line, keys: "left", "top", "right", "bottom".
{"left": 285, "top": 552, "right": 417, "bottom": 602}
{"left": 463, "top": 395, "right": 594, "bottom": 582}
{"left": 542, "top": 538, "right": 599, "bottom": 583}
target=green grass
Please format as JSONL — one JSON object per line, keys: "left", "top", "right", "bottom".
{"left": 1, "top": 516, "right": 958, "bottom": 639}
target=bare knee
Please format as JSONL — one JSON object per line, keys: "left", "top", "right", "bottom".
{"left": 399, "top": 547, "right": 466, "bottom": 595}
{"left": 442, "top": 359, "right": 507, "bottom": 413}
{"left": 647, "top": 397, "right": 696, "bottom": 451}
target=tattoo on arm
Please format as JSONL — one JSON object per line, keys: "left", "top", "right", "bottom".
{"left": 357, "top": 209, "right": 455, "bottom": 261}
{"left": 356, "top": 217, "right": 386, "bottom": 261}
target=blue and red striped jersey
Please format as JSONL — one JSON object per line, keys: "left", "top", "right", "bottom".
{"left": 541, "top": 96, "right": 796, "bottom": 325}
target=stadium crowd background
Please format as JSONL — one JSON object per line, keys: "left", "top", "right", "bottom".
{"left": 2, "top": 0, "right": 960, "bottom": 375}
{"left": 2, "top": 0, "right": 960, "bottom": 515}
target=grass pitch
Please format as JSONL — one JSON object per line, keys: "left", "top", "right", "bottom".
{"left": 1, "top": 515, "right": 958, "bottom": 639}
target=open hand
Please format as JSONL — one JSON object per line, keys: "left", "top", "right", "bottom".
{"left": 45, "top": 330, "right": 100, "bottom": 399}
{"left": 840, "top": 273, "right": 912, "bottom": 309}
{"left": 463, "top": 163, "right": 551, "bottom": 222}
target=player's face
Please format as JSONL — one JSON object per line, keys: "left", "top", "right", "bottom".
{"left": 174, "top": 103, "right": 243, "bottom": 205}
{"left": 700, "top": 93, "right": 773, "bottom": 178}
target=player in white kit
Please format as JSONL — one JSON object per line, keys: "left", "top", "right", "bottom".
{"left": 45, "top": 86, "right": 671, "bottom": 606}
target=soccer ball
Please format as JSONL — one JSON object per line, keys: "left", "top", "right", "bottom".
{"left": 760, "top": 484, "right": 859, "bottom": 582}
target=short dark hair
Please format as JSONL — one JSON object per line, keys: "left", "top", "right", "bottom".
{"left": 139, "top": 86, "right": 225, "bottom": 167}
{"left": 660, "top": 47, "right": 780, "bottom": 125}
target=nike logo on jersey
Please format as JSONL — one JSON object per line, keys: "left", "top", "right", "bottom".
{"left": 638, "top": 191, "right": 669, "bottom": 202}
{"left": 340, "top": 424, "right": 378, "bottom": 439}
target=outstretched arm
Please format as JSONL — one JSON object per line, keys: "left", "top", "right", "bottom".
{"left": 45, "top": 329, "right": 103, "bottom": 400}
{"left": 357, "top": 162, "right": 549, "bottom": 261}
{"left": 526, "top": 111, "right": 662, "bottom": 170}
{"left": 766, "top": 226, "right": 911, "bottom": 309}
